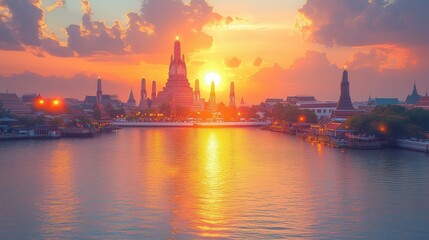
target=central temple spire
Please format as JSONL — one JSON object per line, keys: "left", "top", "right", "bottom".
{"left": 336, "top": 69, "right": 354, "bottom": 110}
{"left": 174, "top": 35, "right": 181, "bottom": 61}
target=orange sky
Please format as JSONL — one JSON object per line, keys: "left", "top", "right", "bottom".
{"left": 1, "top": 0, "right": 428, "bottom": 103}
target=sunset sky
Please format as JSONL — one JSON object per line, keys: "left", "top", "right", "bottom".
{"left": 1, "top": 0, "right": 428, "bottom": 104}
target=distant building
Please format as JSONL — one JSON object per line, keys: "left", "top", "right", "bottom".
{"left": 83, "top": 78, "right": 123, "bottom": 118}
{"left": 405, "top": 82, "right": 421, "bottom": 104}
{"left": 415, "top": 96, "right": 429, "bottom": 110}
{"left": 126, "top": 89, "right": 136, "bottom": 107}
{"left": 286, "top": 96, "right": 317, "bottom": 105}
{"left": 298, "top": 102, "right": 337, "bottom": 120}
{"left": 331, "top": 69, "right": 364, "bottom": 120}
{"left": 0, "top": 93, "right": 32, "bottom": 116}
{"left": 265, "top": 98, "right": 286, "bottom": 106}
{"left": 21, "top": 93, "right": 38, "bottom": 105}
{"left": 192, "top": 79, "right": 205, "bottom": 111}
{"left": 373, "top": 98, "right": 399, "bottom": 106}
{"left": 153, "top": 36, "right": 194, "bottom": 110}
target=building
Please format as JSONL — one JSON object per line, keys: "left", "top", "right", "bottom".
{"left": 331, "top": 69, "right": 364, "bottom": 120}
{"left": 0, "top": 93, "right": 33, "bottom": 116}
{"left": 415, "top": 96, "right": 429, "bottom": 110}
{"left": 153, "top": 36, "right": 194, "bottom": 110}
{"left": 405, "top": 82, "right": 421, "bottom": 104}
{"left": 298, "top": 102, "right": 337, "bottom": 120}
{"left": 82, "top": 78, "right": 123, "bottom": 118}
{"left": 286, "top": 96, "right": 317, "bottom": 105}
{"left": 126, "top": 89, "right": 136, "bottom": 107}
{"left": 372, "top": 98, "right": 400, "bottom": 106}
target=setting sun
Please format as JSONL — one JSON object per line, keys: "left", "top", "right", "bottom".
{"left": 205, "top": 72, "right": 221, "bottom": 86}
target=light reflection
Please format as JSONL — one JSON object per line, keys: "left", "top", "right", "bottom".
{"left": 196, "top": 132, "right": 229, "bottom": 238}
{"left": 41, "top": 145, "right": 78, "bottom": 237}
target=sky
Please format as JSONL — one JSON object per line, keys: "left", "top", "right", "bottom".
{"left": 1, "top": 0, "right": 428, "bottom": 104}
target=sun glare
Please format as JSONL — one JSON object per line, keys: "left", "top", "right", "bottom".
{"left": 205, "top": 72, "right": 221, "bottom": 86}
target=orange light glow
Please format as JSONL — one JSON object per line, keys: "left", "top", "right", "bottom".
{"left": 205, "top": 72, "right": 221, "bottom": 86}
{"left": 39, "top": 99, "right": 45, "bottom": 104}
{"left": 53, "top": 99, "right": 60, "bottom": 106}
{"left": 379, "top": 125, "right": 387, "bottom": 133}
{"left": 299, "top": 116, "right": 305, "bottom": 122}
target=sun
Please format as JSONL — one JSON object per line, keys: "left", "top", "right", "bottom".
{"left": 205, "top": 72, "right": 221, "bottom": 86}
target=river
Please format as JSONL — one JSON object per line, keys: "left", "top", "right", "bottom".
{"left": 1, "top": 128, "right": 428, "bottom": 239}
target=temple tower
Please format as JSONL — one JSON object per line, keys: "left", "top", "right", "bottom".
{"left": 139, "top": 78, "right": 148, "bottom": 109}
{"left": 208, "top": 81, "right": 217, "bottom": 112}
{"left": 229, "top": 81, "right": 236, "bottom": 108}
{"left": 151, "top": 80, "right": 157, "bottom": 101}
{"left": 96, "top": 77, "right": 103, "bottom": 104}
{"left": 127, "top": 89, "right": 136, "bottom": 107}
{"left": 336, "top": 69, "right": 354, "bottom": 110}
{"left": 194, "top": 79, "right": 200, "bottom": 101}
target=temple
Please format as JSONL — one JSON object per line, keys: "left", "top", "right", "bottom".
{"left": 331, "top": 69, "right": 363, "bottom": 120}
{"left": 208, "top": 81, "right": 217, "bottom": 112}
{"left": 405, "top": 82, "right": 421, "bottom": 104}
{"left": 139, "top": 78, "right": 148, "bottom": 109}
{"left": 152, "top": 36, "right": 194, "bottom": 110}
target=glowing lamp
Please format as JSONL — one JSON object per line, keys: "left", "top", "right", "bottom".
{"left": 38, "top": 99, "right": 44, "bottom": 105}
{"left": 53, "top": 100, "right": 60, "bottom": 106}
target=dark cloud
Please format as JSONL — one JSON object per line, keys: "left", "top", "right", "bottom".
{"left": 0, "top": 0, "right": 230, "bottom": 61}
{"left": 1, "top": 0, "right": 42, "bottom": 46}
{"left": 299, "top": 0, "right": 429, "bottom": 47}
{"left": 253, "top": 57, "right": 263, "bottom": 67}
{"left": 224, "top": 57, "right": 242, "bottom": 68}
{"left": 41, "top": 37, "right": 74, "bottom": 57}
{"left": 0, "top": 21, "right": 23, "bottom": 51}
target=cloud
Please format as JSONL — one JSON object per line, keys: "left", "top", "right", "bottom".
{"left": 46, "top": 0, "right": 65, "bottom": 12}
{"left": 0, "top": 0, "right": 231, "bottom": 61}
{"left": 1, "top": 0, "right": 43, "bottom": 47}
{"left": 248, "top": 50, "right": 429, "bottom": 101}
{"left": 224, "top": 57, "right": 242, "bottom": 68}
{"left": 125, "top": 0, "right": 231, "bottom": 59}
{"left": 253, "top": 57, "right": 263, "bottom": 67}
{"left": 65, "top": 0, "right": 126, "bottom": 56}
{"left": 299, "top": 0, "right": 429, "bottom": 47}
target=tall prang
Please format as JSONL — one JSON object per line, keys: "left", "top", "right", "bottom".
{"left": 151, "top": 80, "right": 157, "bottom": 101}
{"left": 194, "top": 79, "right": 200, "bottom": 101}
{"left": 336, "top": 69, "right": 354, "bottom": 110}
{"left": 127, "top": 89, "right": 136, "bottom": 107}
{"left": 96, "top": 77, "right": 103, "bottom": 104}
{"left": 152, "top": 35, "right": 194, "bottom": 109}
{"left": 208, "top": 81, "right": 217, "bottom": 112}
{"left": 139, "top": 78, "right": 148, "bottom": 109}
{"left": 229, "top": 81, "right": 236, "bottom": 108}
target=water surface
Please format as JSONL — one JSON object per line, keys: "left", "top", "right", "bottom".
{"left": 1, "top": 128, "right": 428, "bottom": 239}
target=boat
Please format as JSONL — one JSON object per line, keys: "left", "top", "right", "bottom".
{"left": 396, "top": 139, "right": 429, "bottom": 153}
{"left": 61, "top": 128, "right": 95, "bottom": 138}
